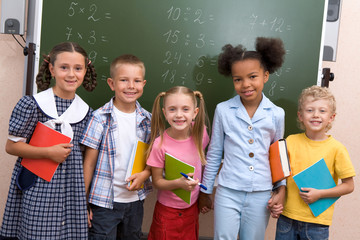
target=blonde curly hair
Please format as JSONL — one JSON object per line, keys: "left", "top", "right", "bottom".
{"left": 297, "top": 85, "right": 336, "bottom": 132}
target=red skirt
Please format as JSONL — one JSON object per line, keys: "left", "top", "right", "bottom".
{"left": 147, "top": 201, "right": 199, "bottom": 240}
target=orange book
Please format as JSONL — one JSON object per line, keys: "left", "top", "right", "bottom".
{"left": 21, "top": 122, "right": 71, "bottom": 182}
{"left": 269, "top": 139, "right": 291, "bottom": 184}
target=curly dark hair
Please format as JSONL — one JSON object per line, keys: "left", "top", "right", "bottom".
{"left": 218, "top": 37, "right": 285, "bottom": 76}
{"left": 36, "top": 42, "right": 97, "bottom": 92}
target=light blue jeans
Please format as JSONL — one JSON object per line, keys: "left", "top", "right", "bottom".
{"left": 214, "top": 185, "right": 271, "bottom": 240}
{"left": 275, "top": 215, "right": 329, "bottom": 240}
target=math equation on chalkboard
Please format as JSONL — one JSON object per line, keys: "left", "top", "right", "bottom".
{"left": 40, "top": 0, "right": 326, "bottom": 137}
{"left": 161, "top": 5, "right": 218, "bottom": 86}
{"left": 54, "top": 0, "right": 304, "bottom": 96}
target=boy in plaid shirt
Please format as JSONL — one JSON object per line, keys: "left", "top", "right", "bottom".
{"left": 80, "top": 54, "right": 151, "bottom": 239}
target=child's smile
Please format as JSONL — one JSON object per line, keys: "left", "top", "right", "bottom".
{"left": 231, "top": 59, "right": 269, "bottom": 107}
{"left": 162, "top": 93, "right": 199, "bottom": 140}
{"left": 298, "top": 97, "right": 335, "bottom": 140}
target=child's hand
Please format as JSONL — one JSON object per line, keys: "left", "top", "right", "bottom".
{"left": 178, "top": 172, "right": 199, "bottom": 192}
{"left": 126, "top": 173, "right": 146, "bottom": 191}
{"left": 126, "top": 167, "right": 151, "bottom": 191}
{"left": 48, "top": 143, "right": 73, "bottom": 163}
{"left": 198, "top": 192, "right": 213, "bottom": 214}
{"left": 267, "top": 201, "right": 283, "bottom": 218}
{"left": 267, "top": 185, "right": 285, "bottom": 218}
{"left": 87, "top": 205, "right": 93, "bottom": 228}
{"left": 299, "top": 187, "right": 321, "bottom": 204}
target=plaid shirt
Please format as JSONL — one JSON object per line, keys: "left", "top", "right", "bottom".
{"left": 80, "top": 98, "right": 152, "bottom": 209}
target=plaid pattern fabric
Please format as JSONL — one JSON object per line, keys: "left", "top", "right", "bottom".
{"left": 0, "top": 95, "right": 91, "bottom": 239}
{"left": 80, "top": 98, "right": 152, "bottom": 209}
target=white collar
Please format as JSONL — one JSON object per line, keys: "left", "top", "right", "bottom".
{"left": 33, "top": 88, "right": 89, "bottom": 140}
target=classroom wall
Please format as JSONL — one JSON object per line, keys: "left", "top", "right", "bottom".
{"left": 0, "top": 0, "right": 359, "bottom": 239}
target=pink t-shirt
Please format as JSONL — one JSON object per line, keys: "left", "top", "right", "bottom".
{"left": 147, "top": 129, "right": 209, "bottom": 209}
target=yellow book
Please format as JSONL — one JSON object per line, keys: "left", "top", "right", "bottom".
{"left": 125, "top": 140, "right": 149, "bottom": 187}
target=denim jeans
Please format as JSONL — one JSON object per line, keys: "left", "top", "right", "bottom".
{"left": 88, "top": 200, "right": 144, "bottom": 240}
{"left": 213, "top": 185, "right": 271, "bottom": 240}
{"left": 275, "top": 215, "right": 329, "bottom": 240}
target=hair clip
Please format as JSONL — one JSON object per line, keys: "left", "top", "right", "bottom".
{"left": 87, "top": 60, "right": 92, "bottom": 66}
{"left": 43, "top": 58, "right": 49, "bottom": 63}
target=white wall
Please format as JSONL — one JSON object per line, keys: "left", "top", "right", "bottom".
{"left": 266, "top": 1, "right": 360, "bottom": 239}
{"left": 0, "top": 34, "right": 25, "bottom": 221}
{"left": 0, "top": 0, "right": 359, "bottom": 239}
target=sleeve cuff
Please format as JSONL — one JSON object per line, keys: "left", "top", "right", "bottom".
{"left": 8, "top": 135, "right": 27, "bottom": 143}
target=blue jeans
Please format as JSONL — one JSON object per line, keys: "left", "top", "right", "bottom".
{"left": 213, "top": 185, "right": 271, "bottom": 240}
{"left": 89, "top": 200, "right": 144, "bottom": 240}
{"left": 276, "top": 215, "right": 329, "bottom": 240}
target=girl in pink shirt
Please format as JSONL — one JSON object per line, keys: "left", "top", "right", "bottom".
{"left": 146, "top": 86, "right": 209, "bottom": 240}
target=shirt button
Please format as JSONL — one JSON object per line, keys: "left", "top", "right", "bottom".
{"left": 248, "top": 125, "right": 253, "bottom": 131}
{"left": 249, "top": 166, "right": 254, "bottom": 171}
{"left": 248, "top": 139, "right": 254, "bottom": 144}
{"left": 249, "top": 152, "right": 254, "bottom": 158}
{"left": 62, "top": 221, "right": 65, "bottom": 226}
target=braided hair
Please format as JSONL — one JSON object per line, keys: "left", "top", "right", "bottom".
{"left": 36, "top": 42, "right": 97, "bottom": 92}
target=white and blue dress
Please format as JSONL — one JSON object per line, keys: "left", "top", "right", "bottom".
{"left": 0, "top": 88, "right": 91, "bottom": 239}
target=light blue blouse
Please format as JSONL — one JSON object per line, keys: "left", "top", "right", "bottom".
{"left": 202, "top": 94, "right": 285, "bottom": 194}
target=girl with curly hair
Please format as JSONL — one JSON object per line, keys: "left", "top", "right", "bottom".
{"left": 199, "top": 37, "right": 286, "bottom": 239}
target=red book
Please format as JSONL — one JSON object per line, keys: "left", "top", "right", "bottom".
{"left": 269, "top": 139, "right": 291, "bottom": 184}
{"left": 21, "top": 122, "right": 71, "bottom": 182}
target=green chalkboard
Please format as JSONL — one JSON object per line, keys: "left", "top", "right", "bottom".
{"left": 38, "top": 0, "right": 326, "bottom": 136}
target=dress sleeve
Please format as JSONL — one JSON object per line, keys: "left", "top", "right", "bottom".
{"left": 8, "top": 96, "right": 39, "bottom": 140}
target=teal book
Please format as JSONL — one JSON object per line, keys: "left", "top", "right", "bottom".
{"left": 292, "top": 158, "right": 339, "bottom": 217}
{"left": 165, "top": 153, "right": 195, "bottom": 204}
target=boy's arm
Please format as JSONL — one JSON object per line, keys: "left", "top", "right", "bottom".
{"left": 300, "top": 177, "right": 354, "bottom": 204}
{"left": 151, "top": 166, "right": 198, "bottom": 192}
{"left": 83, "top": 147, "right": 99, "bottom": 196}
{"left": 126, "top": 165, "right": 151, "bottom": 191}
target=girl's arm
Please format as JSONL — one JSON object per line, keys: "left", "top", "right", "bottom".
{"left": 151, "top": 167, "right": 199, "bottom": 192}
{"left": 5, "top": 139, "right": 72, "bottom": 163}
{"left": 201, "top": 106, "right": 225, "bottom": 193}
{"left": 300, "top": 177, "right": 354, "bottom": 204}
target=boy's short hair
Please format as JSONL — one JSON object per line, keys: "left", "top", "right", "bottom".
{"left": 297, "top": 85, "right": 336, "bottom": 131}
{"left": 110, "top": 54, "right": 145, "bottom": 78}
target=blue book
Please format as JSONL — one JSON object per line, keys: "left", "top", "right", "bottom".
{"left": 292, "top": 158, "right": 339, "bottom": 217}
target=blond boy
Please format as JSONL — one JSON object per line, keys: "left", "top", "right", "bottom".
{"left": 80, "top": 55, "right": 151, "bottom": 239}
{"left": 276, "top": 86, "right": 355, "bottom": 240}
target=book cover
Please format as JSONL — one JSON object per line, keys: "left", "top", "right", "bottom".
{"left": 21, "top": 122, "right": 72, "bottom": 182}
{"left": 292, "top": 158, "right": 339, "bottom": 217}
{"left": 165, "top": 153, "right": 195, "bottom": 204}
{"left": 125, "top": 140, "right": 149, "bottom": 187}
{"left": 269, "top": 139, "right": 291, "bottom": 184}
